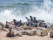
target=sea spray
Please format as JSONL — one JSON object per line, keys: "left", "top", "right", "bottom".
{"left": 0, "top": 9, "right": 27, "bottom": 24}
{"left": 0, "top": 0, "right": 53, "bottom": 24}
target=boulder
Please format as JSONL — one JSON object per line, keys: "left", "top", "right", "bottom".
{"left": 2, "top": 28, "right": 9, "bottom": 32}
{"left": 5, "top": 21, "right": 15, "bottom": 29}
{"left": 22, "top": 24, "right": 32, "bottom": 30}
{"left": 0, "top": 22, "right": 5, "bottom": 28}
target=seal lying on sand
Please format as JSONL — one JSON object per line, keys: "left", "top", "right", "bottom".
{"left": 50, "top": 31, "right": 53, "bottom": 38}
{"left": 36, "top": 27, "right": 48, "bottom": 36}
{"left": 6, "top": 27, "right": 15, "bottom": 37}
{"left": 27, "top": 30, "right": 36, "bottom": 36}
{"left": 21, "top": 29, "right": 36, "bottom": 36}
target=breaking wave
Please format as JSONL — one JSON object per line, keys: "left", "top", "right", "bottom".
{"left": 0, "top": 0, "right": 53, "bottom": 24}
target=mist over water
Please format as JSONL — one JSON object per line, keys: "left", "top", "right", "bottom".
{"left": 0, "top": 0, "right": 53, "bottom": 24}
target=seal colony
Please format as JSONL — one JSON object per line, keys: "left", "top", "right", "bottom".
{"left": 0, "top": 16, "right": 53, "bottom": 38}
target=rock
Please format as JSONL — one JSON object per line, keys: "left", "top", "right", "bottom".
{"left": 0, "top": 24, "right": 8, "bottom": 32}
{"left": 0, "top": 22, "right": 5, "bottom": 27}
{"left": 2, "top": 28, "right": 9, "bottom": 32}
{"left": 5, "top": 21, "right": 15, "bottom": 29}
{"left": 22, "top": 24, "right": 32, "bottom": 30}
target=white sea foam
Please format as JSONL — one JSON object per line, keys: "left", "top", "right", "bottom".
{"left": 0, "top": 0, "right": 53, "bottom": 24}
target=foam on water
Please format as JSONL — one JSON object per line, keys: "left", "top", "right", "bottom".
{"left": 0, "top": 0, "right": 53, "bottom": 24}
{"left": 0, "top": 10, "right": 27, "bottom": 24}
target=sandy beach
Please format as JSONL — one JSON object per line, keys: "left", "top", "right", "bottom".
{"left": 0, "top": 30, "right": 53, "bottom": 40}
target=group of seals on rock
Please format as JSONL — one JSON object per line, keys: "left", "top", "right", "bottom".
{"left": 25, "top": 16, "right": 48, "bottom": 28}
{"left": 13, "top": 19, "right": 23, "bottom": 27}
{"left": 5, "top": 25, "right": 53, "bottom": 38}
{"left": 0, "top": 16, "right": 53, "bottom": 38}
{"left": 25, "top": 16, "right": 38, "bottom": 27}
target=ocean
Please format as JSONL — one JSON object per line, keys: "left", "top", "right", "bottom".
{"left": 0, "top": 0, "right": 53, "bottom": 24}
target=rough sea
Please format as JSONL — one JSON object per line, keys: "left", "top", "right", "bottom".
{"left": 0, "top": 0, "right": 53, "bottom": 24}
